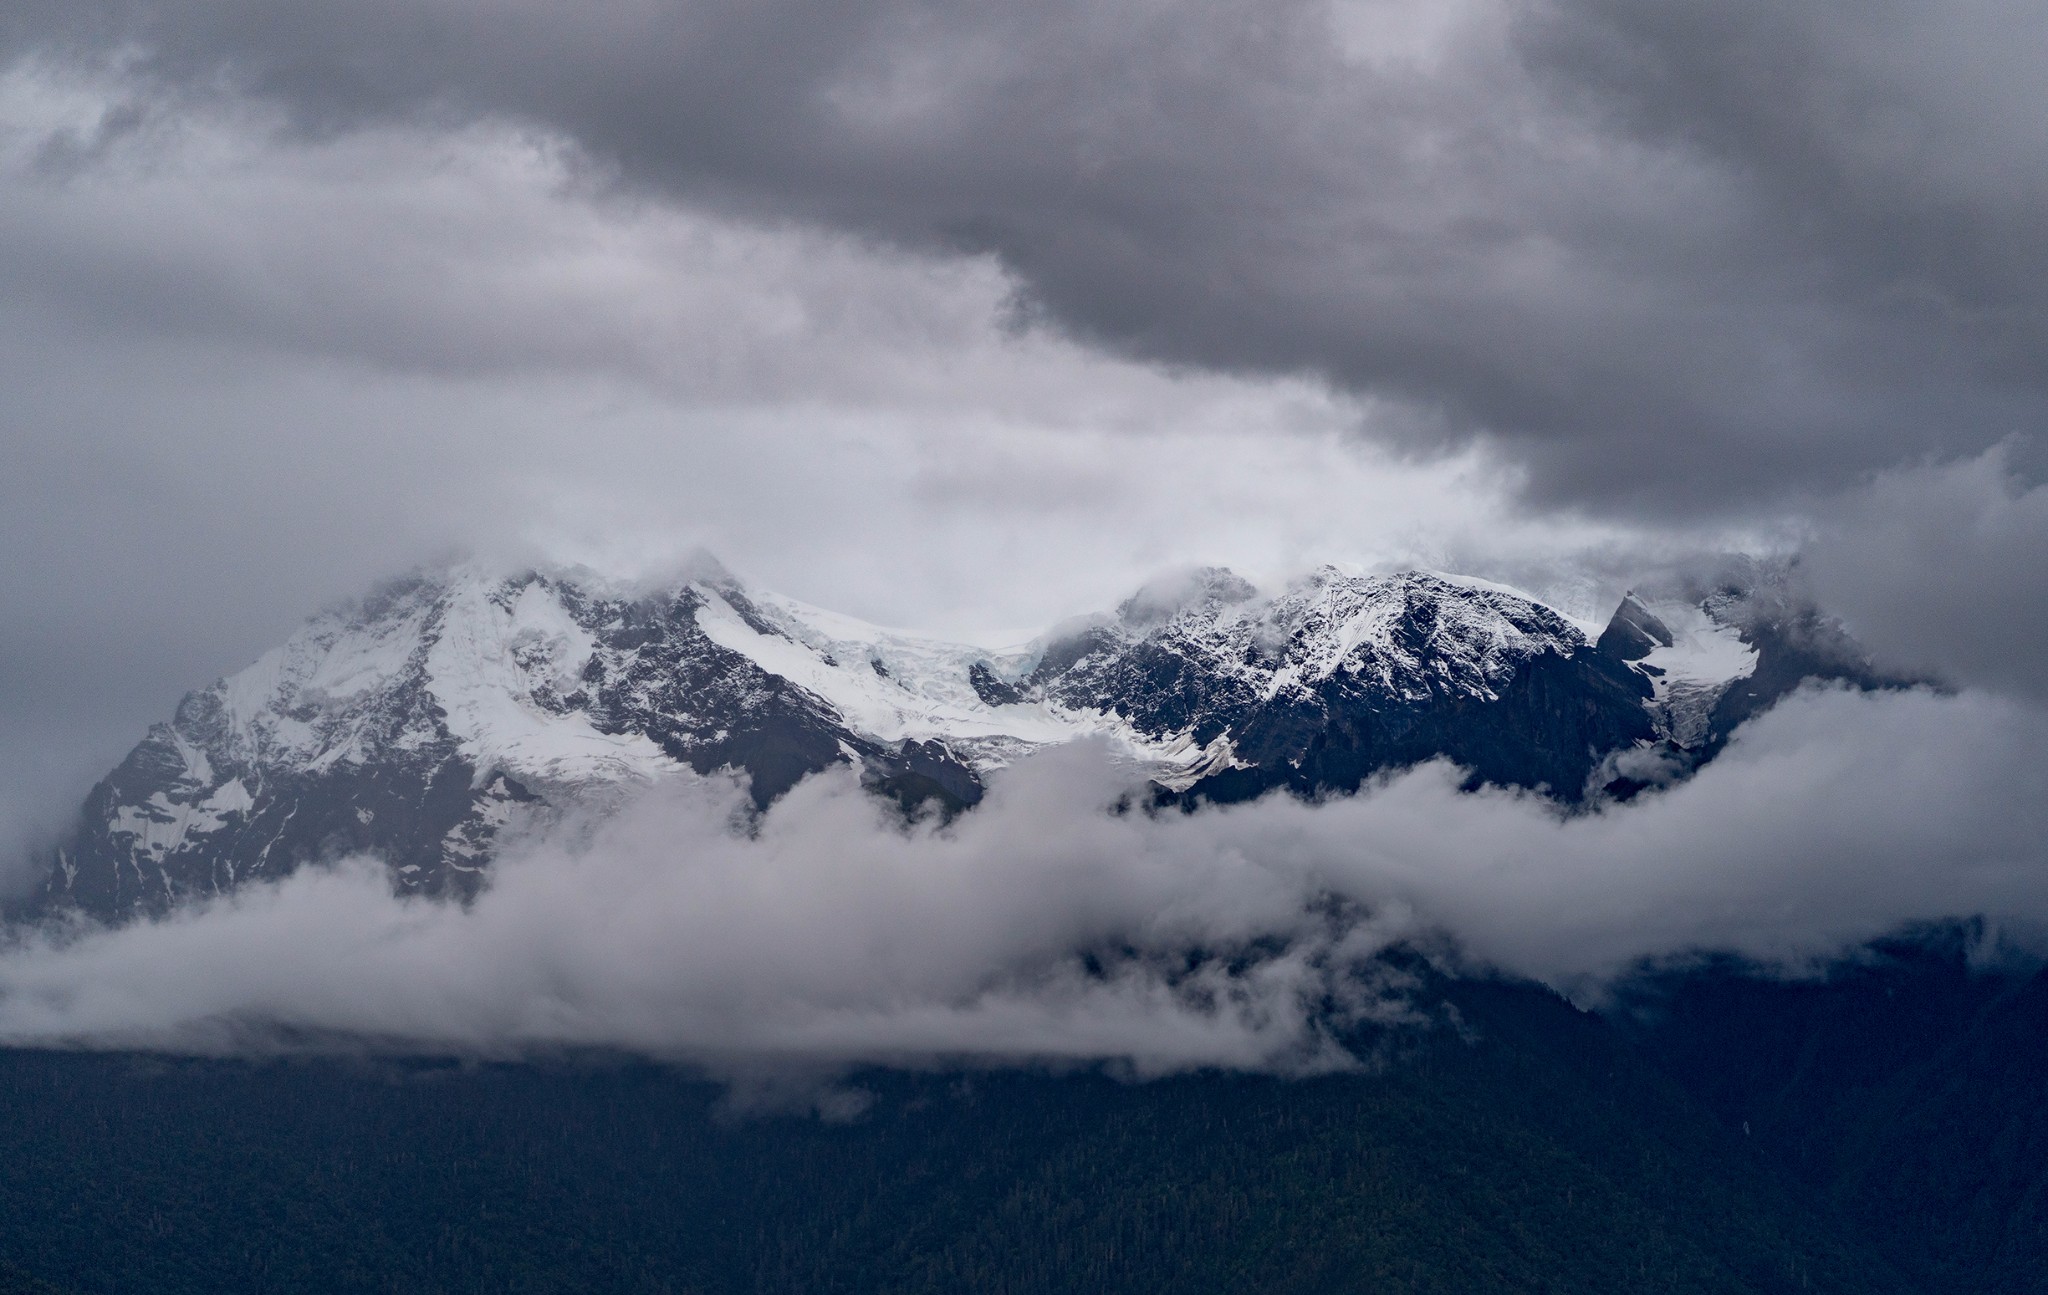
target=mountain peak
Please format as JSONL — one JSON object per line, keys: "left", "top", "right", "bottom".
{"left": 1116, "top": 566, "right": 1259, "bottom": 632}
{"left": 1596, "top": 593, "right": 1676, "bottom": 661}
{"left": 30, "top": 559, "right": 1892, "bottom": 923}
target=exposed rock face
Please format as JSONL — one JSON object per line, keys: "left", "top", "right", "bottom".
{"left": 1589, "top": 561, "right": 1903, "bottom": 795}
{"left": 1030, "top": 568, "right": 1658, "bottom": 804}
{"left": 33, "top": 557, "right": 1893, "bottom": 922}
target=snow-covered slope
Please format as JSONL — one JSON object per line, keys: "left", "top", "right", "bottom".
{"left": 35, "top": 556, "right": 1890, "bottom": 922}
{"left": 43, "top": 560, "right": 1201, "bottom": 918}
{"left": 1589, "top": 560, "right": 1902, "bottom": 793}
{"left": 1596, "top": 593, "right": 1760, "bottom": 748}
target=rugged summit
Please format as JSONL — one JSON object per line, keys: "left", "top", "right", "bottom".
{"left": 1034, "top": 567, "right": 1657, "bottom": 804}
{"left": 34, "top": 558, "right": 1884, "bottom": 921}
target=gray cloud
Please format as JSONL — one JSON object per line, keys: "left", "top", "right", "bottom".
{"left": 3, "top": 74, "right": 1777, "bottom": 856}
{"left": 7, "top": 0, "right": 2046, "bottom": 507}
{"left": 4, "top": 683, "right": 2045, "bottom": 1076}
{"left": 1807, "top": 447, "right": 2048, "bottom": 699}
{"left": 0, "top": 272, "right": 1688, "bottom": 867}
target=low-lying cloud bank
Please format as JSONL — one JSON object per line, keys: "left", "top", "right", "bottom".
{"left": 2, "top": 684, "right": 2045, "bottom": 1079}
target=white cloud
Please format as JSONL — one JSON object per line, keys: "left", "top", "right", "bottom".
{"left": 4, "top": 684, "right": 2044, "bottom": 1079}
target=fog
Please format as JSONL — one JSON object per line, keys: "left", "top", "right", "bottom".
{"left": 4, "top": 684, "right": 2042, "bottom": 1081}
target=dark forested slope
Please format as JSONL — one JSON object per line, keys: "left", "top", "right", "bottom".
{"left": 1618, "top": 929, "right": 2048, "bottom": 1295}
{"left": 0, "top": 975, "right": 1910, "bottom": 1295}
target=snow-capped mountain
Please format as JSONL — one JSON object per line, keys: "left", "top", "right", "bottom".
{"left": 1591, "top": 559, "right": 1896, "bottom": 790}
{"left": 33, "top": 557, "right": 1886, "bottom": 921}
{"left": 1026, "top": 566, "right": 1660, "bottom": 803}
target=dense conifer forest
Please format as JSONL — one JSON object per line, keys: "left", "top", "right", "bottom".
{"left": 2, "top": 952, "right": 2040, "bottom": 1294}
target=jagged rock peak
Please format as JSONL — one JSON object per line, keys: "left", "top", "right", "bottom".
{"left": 1596, "top": 593, "right": 1677, "bottom": 662}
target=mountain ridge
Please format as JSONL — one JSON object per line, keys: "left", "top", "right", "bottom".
{"left": 30, "top": 556, "right": 1893, "bottom": 922}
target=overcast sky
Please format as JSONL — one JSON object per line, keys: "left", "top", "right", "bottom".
{"left": 2, "top": 1, "right": 2048, "bottom": 1060}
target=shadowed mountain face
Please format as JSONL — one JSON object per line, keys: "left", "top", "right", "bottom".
{"left": 1037, "top": 568, "right": 1662, "bottom": 806}
{"left": 33, "top": 558, "right": 1890, "bottom": 922}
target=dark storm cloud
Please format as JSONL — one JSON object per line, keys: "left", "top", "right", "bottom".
{"left": 8, "top": 0, "right": 2048, "bottom": 507}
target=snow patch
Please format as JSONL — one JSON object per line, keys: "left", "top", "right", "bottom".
{"left": 107, "top": 778, "right": 254, "bottom": 862}
{"left": 1631, "top": 597, "right": 1760, "bottom": 747}
{"left": 425, "top": 571, "right": 678, "bottom": 788}
{"left": 693, "top": 585, "right": 1122, "bottom": 752}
